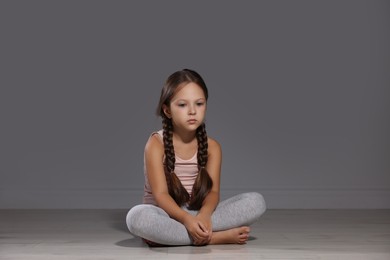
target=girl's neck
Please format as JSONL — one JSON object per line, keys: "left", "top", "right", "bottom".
{"left": 172, "top": 129, "right": 196, "bottom": 144}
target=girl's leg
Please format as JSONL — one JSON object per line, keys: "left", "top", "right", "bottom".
{"left": 208, "top": 192, "right": 266, "bottom": 244}
{"left": 185, "top": 192, "right": 266, "bottom": 244}
{"left": 211, "top": 192, "right": 266, "bottom": 231}
{"left": 126, "top": 204, "right": 192, "bottom": 246}
{"left": 126, "top": 192, "right": 266, "bottom": 246}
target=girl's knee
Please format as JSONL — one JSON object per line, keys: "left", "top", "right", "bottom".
{"left": 126, "top": 204, "right": 156, "bottom": 234}
{"left": 243, "top": 192, "right": 267, "bottom": 217}
{"left": 126, "top": 205, "right": 144, "bottom": 234}
{"left": 126, "top": 204, "right": 167, "bottom": 235}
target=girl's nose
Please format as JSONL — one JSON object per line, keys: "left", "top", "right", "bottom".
{"left": 188, "top": 105, "right": 196, "bottom": 115}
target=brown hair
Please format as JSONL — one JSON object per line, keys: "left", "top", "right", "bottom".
{"left": 156, "top": 69, "right": 213, "bottom": 210}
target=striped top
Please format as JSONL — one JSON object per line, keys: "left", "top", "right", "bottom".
{"left": 143, "top": 130, "right": 198, "bottom": 205}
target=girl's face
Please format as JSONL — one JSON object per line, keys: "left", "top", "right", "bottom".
{"left": 163, "top": 82, "right": 207, "bottom": 133}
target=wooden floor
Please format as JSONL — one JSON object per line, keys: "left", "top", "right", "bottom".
{"left": 1, "top": 209, "right": 389, "bottom": 260}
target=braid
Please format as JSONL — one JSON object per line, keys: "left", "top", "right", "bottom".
{"left": 162, "top": 116, "right": 190, "bottom": 206}
{"left": 196, "top": 123, "right": 208, "bottom": 169}
{"left": 188, "top": 123, "right": 213, "bottom": 210}
{"left": 162, "top": 117, "right": 175, "bottom": 173}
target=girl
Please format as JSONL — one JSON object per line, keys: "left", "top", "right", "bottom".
{"left": 126, "top": 69, "right": 266, "bottom": 246}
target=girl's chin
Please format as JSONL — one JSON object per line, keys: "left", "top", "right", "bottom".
{"left": 173, "top": 121, "right": 203, "bottom": 131}
{"left": 181, "top": 124, "right": 201, "bottom": 131}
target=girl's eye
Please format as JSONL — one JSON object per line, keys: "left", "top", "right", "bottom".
{"left": 178, "top": 103, "right": 186, "bottom": 107}
{"left": 196, "top": 102, "right": 204, "bottom": 106}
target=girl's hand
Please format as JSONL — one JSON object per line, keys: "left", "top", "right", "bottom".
{"left": 195, "top": 213, "right": 213, "bottom": 242}
{"left": 183, "top": 215, "right": 210, "bottom": 246}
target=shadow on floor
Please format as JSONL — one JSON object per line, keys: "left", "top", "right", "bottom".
{"left": 116, "top": 236, "right": 258, "bottom": 252}
{"left": 115, "top": 237, "right": 146, "bottom": 248}
{"left": 115, "top": 238, "right": 214, "bottom": 254}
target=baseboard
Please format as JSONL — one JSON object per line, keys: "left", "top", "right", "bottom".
{"left": 222, "top": 187, "right": 390, "bottom": 209}
{"left": 1, "top": 187, "right": 389, "bottom": 209}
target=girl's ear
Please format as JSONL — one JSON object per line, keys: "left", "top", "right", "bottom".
{"left": 162, "top": 104, "right": 172, "bottom": 119}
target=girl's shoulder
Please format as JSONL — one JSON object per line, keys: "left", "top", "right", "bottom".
{"left": 207, "top": 136, "right": 222, "bottom": 154}
{"left": 146, "top": 130, "right": 163, "bottom": 144}
{"left": 145, "top": 131, "right": 164, "bottom": 155}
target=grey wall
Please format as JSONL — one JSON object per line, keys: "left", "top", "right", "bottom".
{"left": 1, "top": 0, "right": 389, "bottom": 209}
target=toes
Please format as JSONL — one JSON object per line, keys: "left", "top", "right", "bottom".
{"left": 238, "top": 233, "right": 249, "bottom": 244}
{"left": 239, "top": 227, "right": 250, "bottom": 236}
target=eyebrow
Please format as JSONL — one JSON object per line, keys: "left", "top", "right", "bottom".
{"left": 174, "top": 98, "right": 206, "bottom": 102}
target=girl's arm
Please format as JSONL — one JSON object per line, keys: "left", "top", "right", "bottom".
{"left": 144, "top": 134, "right": 188, "bottom": 222}
{"left": 144, "top": 135, "right": 209, "bottom": 243}
{"left": 196, "top": 138, "right": 222, "bottom": 231}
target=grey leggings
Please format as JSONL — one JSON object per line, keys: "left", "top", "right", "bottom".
{"left": 126, "top": 192, "right": 266, "bottom": 245}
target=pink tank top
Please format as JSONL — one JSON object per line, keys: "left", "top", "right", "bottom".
{"left": 143, "top": 130, "right": 198, "bottom": 205}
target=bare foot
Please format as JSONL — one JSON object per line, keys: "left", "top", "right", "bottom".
{"left": 209, "top": 226, "right": 250, "bottom": 245}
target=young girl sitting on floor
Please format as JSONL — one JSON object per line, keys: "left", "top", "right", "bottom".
{"left": 126, "top": 69, "right": 266, "bottom": 246}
